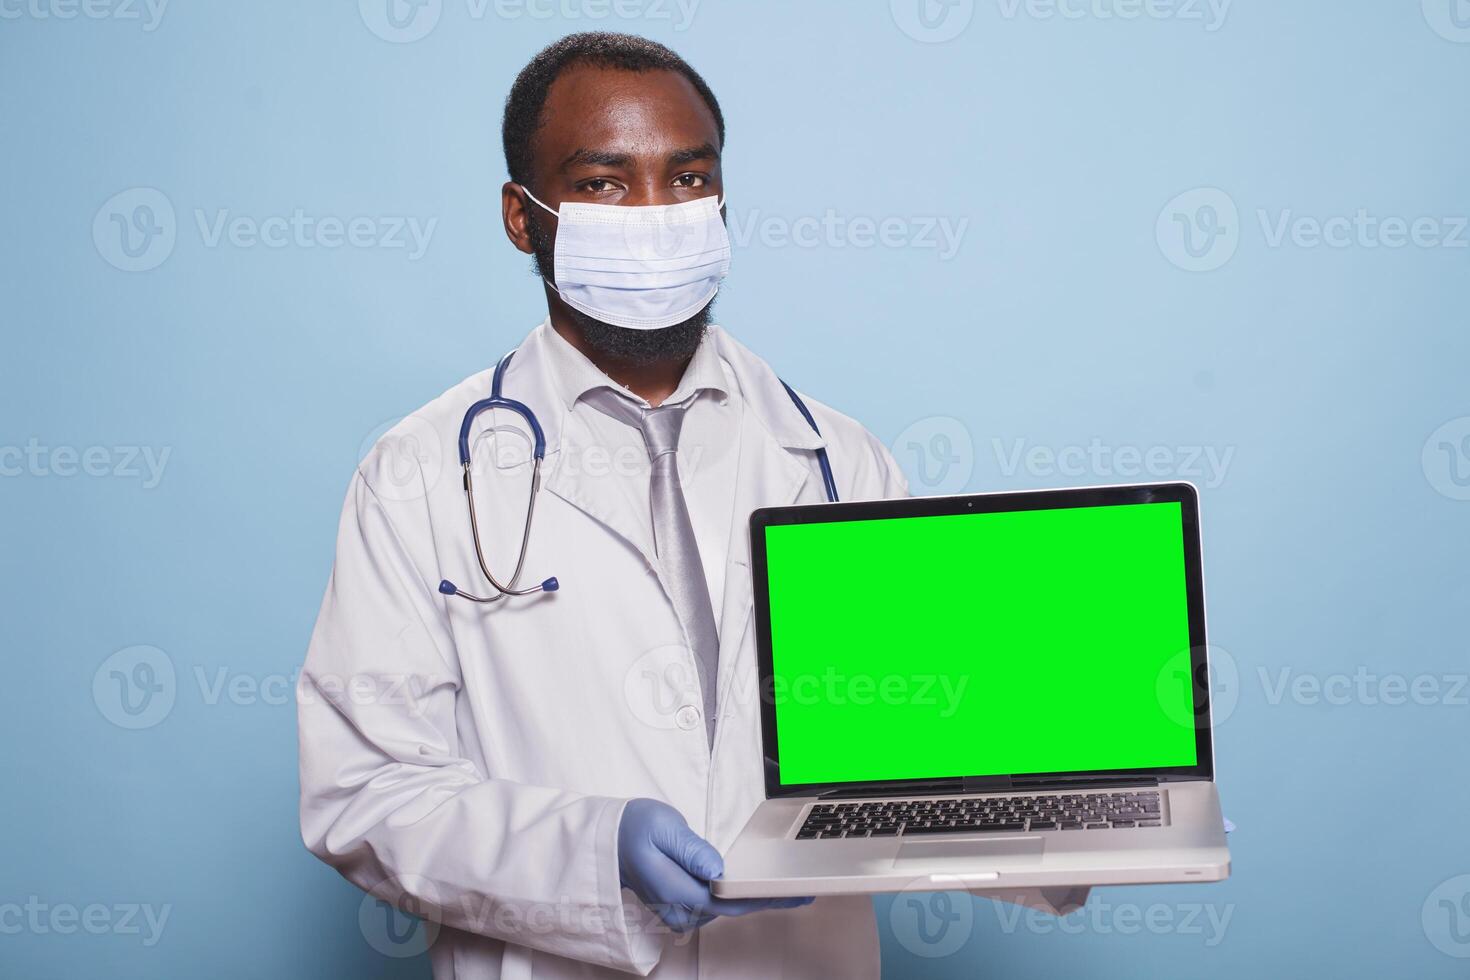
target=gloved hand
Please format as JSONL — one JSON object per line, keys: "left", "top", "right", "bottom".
{"left": 617, "top": 798, "right": 813, "bottom": 932}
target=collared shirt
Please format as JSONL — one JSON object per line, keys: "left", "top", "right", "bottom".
{"left": 540, "top": 322, "right": 742, "bottom": 625}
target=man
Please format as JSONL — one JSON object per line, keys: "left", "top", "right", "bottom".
{"left": 298, "top": 32, "right": 907, "bottom": 978}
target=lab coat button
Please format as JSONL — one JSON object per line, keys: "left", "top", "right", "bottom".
{"left": 675, "top": 704, "right": 701, "bottom": 730}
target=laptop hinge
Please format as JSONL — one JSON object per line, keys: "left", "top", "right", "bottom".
{"left": 962, "top": 776, "right": 1013, "bottom": 793}
{"left": 815, "top": 779, "right": 961, "bottom": 799}
{"left": 1009, "top": 775, "right": 1161, "bottom": 790}
{"left": 813, "top": 774, "right": 1159, "bottom": 800}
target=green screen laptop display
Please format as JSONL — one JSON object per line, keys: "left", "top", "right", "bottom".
{"left": 762, "top": 501, "right": 1197, "bottom": 785}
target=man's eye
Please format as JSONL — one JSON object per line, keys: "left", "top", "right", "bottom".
{"left": 673, "top": 174, "right": 708, "bottom": 189}
{"left": 584, "top": 179, "right": 613, "bottom": 193}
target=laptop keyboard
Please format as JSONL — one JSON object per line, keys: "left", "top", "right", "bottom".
{"left": 795, "top": 790, "right": 1163, "bottom": 839}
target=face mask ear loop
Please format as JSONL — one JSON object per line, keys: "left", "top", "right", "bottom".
{"left": 518, "top": 185, "right": 563, "bottom": 296}
{"left": 519, "top": 185, "right": 559, "bottom": 219}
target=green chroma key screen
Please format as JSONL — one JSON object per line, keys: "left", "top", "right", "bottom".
{"left": 763, "top": 501, "right": 1197, "bottom": 785}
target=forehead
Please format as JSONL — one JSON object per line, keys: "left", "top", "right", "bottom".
{"left": 532, "top": 65, "right": 720, "bottom": 169}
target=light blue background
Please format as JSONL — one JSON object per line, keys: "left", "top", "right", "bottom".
{"left": 3, "top": 1, "right": 1468, "bottom": 977}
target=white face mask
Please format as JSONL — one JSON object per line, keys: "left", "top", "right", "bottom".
{"left": 521, "top": 187, "right": 731, "bottom": 331}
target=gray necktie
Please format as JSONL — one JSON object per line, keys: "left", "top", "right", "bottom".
{"left": 585, "top": 388, "right": 721, "bottom": 745}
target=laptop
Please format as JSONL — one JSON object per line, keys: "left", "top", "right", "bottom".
{"left": 711, "top": 482, "right": 1230, "bottom": 898}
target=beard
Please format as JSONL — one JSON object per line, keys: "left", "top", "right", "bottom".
{"left": 528, "top": 216, "right": 712, "bottom": 366}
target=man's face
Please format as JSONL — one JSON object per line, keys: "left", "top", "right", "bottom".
{"left": 504, "top": 65, "right": 724, "bottom": 364}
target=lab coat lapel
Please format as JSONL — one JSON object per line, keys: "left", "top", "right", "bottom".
{"left": 712, "top": 330, "right": 828, "bottom": 727}
{"left": 714, "top": 416, "right": 806, "bottom": 699}
{"left": 542, "top": 407, "right": 659, "bottom": 571}
{"left": 478, "top": 323, "right": 660, "bottom": 570}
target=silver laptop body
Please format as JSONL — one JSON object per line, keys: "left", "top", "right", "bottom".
{"left": 713, "top": 483, "right": 1230, "bottom": 898}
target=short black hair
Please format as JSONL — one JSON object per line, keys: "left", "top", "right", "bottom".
{"left": 501, "top": 32, "right": 725, "bottom": 189}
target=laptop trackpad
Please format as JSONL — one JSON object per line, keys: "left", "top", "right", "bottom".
{"left": 892, "top": 837, "right": 1045, "bottom": 873}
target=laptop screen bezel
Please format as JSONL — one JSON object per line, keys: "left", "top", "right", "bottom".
{"left": 749, "top": 481, "right": 1214, "bottom": 799}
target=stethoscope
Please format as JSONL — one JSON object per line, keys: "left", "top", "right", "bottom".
{"left": 437, "top": 349, "right": 839, "bottom": 604}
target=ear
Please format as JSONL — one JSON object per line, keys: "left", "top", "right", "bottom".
{"left": 501, "top": 182, "right": 536, "bottom": 256}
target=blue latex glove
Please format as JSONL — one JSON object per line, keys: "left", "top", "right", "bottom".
{"left": 617, "top": 798, "right": 814, "bottom": 932}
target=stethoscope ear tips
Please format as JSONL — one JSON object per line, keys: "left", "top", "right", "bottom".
{"left": 438, "top": 580, "right": 459, "bottom": 596}
{"left": 541, "top": 577, "right": 560, "bottom": 593}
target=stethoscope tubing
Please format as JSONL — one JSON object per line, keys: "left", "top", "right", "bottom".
{"left": 440, "top": 348, "right": 837, "bottom": 605}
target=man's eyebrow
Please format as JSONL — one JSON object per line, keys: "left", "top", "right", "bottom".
{"left": 557, "top": 144, "right": 721, "bottom": 172}
{"left": 559, "top": 148, "right": 634, "bottom": 171}
{"left": 668, "top": 143, "right": 719, "bottom": 166}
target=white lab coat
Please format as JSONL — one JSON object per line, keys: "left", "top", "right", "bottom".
{"left": 298, "top": 321, "right": 910, "bottom": 979}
